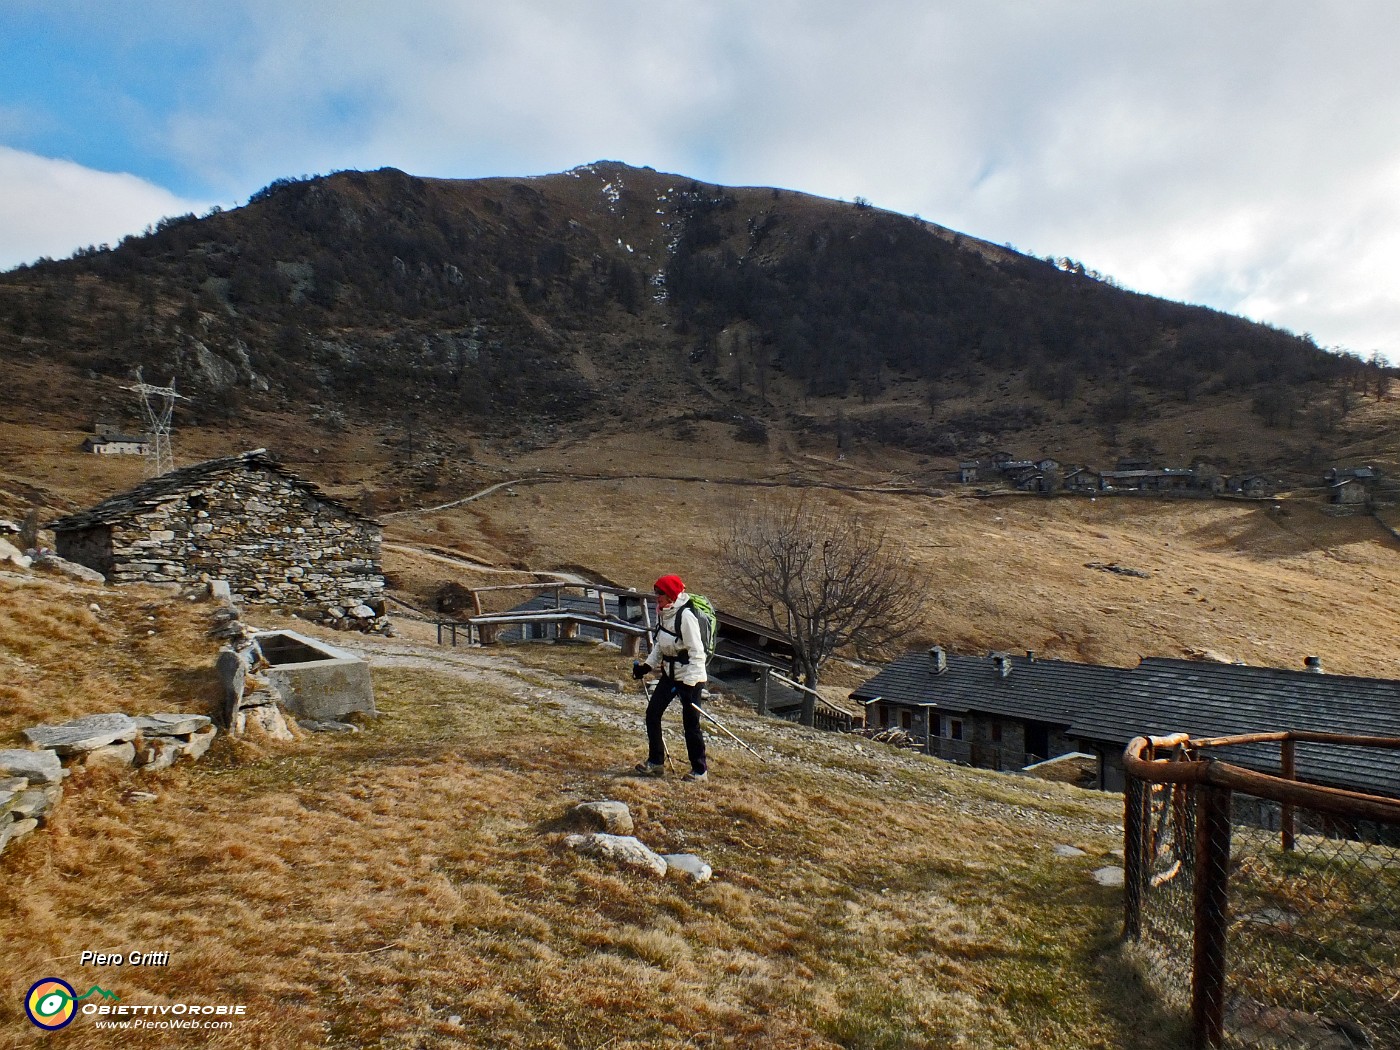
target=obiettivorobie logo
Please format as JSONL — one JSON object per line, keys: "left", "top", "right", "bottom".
{"left": 24, "top": 978, "right": 120, "bottom": 1030}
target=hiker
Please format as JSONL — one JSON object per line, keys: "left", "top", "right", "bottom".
{"left": 632, "top": 574, "right": 708, "bottom": 782}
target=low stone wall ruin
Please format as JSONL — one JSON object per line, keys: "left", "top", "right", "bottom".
{"left": 0, "top": 713, "right": 216, "bottom": 858}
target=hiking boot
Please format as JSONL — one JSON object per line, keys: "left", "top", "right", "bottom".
{"left": 632, "top": 761, "right": 665, "bottom": 777}
{"left": 682, "top": 770, "right": 708, "bottom": 783}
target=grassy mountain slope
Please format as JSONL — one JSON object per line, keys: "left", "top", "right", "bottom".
{"left": 0, "top": 161, "right": 1385, "bottom": 480}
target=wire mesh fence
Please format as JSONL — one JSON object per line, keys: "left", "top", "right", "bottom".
{"left": 1123, "top": 733, "right": 1400, "bottom": 1049}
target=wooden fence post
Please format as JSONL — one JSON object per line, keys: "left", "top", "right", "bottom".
{"left": 757, "top": 669, "right": 770, "bottom": 716}
{"left": 1280, "top": 738, "right": 1296, "bottom": 852}
{"left": 1192, "top": 783, "right": 1233, "bottom": 1050}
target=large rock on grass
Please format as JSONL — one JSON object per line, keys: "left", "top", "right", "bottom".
{"left": 563, "top": 833, "right": 668, "bottom": 878}
{"left": 569, "top": 801, "right": 634, "bottom": 836}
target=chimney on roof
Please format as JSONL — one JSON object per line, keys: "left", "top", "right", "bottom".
{"left": 1304, "top": 655, "right": 1323, "bottom": 674}
{"left": 992, "top": 653, "right": 1011, "bottom": 678}
{"left": 929, "top": 646, "right": 947, "bottom": 674}
{"left": 1026, "top": 650, "right": 1035, "bottom": 662}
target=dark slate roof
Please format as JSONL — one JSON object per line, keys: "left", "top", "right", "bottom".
{"left": 47, "top": 449, "right": 378, "bottom": 531}
{"left": 1069, "top": 657, "right": 1400, "bottom": 797}
{"left": 851, "top": 651, "right": 1400, "bottom": 797}
{"left": 849, "top": 650, "right": 1127, "bottom": 727}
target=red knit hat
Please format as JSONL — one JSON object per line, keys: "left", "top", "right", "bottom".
{"left": 653, "top": 574, "right": 685, "bottom": 603}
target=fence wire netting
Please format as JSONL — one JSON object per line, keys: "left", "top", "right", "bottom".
{"left": 1126, "top": 771, "right": 1400, "bottom": 1049}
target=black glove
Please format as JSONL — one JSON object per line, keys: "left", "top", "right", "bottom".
{"left": 632, "top": 661, "right": 649, "bottom": 680}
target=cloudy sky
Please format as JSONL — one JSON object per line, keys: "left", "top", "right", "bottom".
{"left": 4, "top": 0, "right": 1398, "bottom": 359}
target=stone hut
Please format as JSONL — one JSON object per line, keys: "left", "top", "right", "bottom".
{"left": 47, "top": 449, "right": 383, "bottom": 612}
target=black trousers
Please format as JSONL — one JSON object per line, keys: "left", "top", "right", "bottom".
{"left": 646, "top": 675, "right": 707, "bottom": 774}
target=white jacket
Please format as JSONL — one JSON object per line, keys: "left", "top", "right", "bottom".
{"left": 644, "top": 591, "right": 708, "bottom": 686}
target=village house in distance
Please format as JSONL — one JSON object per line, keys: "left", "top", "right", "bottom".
{"left": 46, "top": 449, "right": 384, "bottom": 617}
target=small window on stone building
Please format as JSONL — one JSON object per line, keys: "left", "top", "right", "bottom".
{"left": 991, "top": 722, "right": 1003, "bottom": 743}
{"left": 900, "top": 709, "right": 912, "bottom": 730}
{"left": 188, "top": 494, "right": 208, "bottom": 511}
{"left": 949, "top": 719, "right": 963, "bottom": 741}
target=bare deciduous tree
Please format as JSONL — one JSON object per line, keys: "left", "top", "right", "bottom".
{"left": 721, "top": 495, "right": 920, "bottom": 691}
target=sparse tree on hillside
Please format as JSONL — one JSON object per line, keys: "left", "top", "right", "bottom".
{"left": 721, "top": 495, "right": 920, "bottom": 692}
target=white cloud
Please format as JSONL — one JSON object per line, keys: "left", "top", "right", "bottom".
{"left": 0, "top": 147, "right": 211, "bottom": 270}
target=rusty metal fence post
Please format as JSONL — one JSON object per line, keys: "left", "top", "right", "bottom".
{"left": 1123, "top": 771, "right": 1148, "bottom": 940}
{"left": 1191, "top": 784, "right": 1232, "bottom": 1049}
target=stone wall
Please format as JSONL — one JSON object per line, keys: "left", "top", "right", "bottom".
{"left": 1, "top": 713, "right": 217, "bottom": 860}
{"left": 69, "top": 467, "right": 383, "bottom": 611}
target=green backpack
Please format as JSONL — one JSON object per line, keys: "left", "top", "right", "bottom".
{"left": 659, "top": 594, "right": 719, "bottom": 658}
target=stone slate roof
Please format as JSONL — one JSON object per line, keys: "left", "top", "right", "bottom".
{"left": 1068, "top": 657, "right": 1400, "bottom": 798}
{"left": 47, "top": 449, "right": 378, "bottom": 531}
{"left": 851, "top": 650, "right": 1400, "bottom": 797}
{"left": 849, "top": 650, "right": 1125, "bottom": 727}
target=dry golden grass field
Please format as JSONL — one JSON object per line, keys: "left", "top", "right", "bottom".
{"left": 1, "top": 575, "right": 1174, "bottom": 1050}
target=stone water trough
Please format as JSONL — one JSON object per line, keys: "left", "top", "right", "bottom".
{"left": 252, "top": 630, "right": 376, "bottom": 722}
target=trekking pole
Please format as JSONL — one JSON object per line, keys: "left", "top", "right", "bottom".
{"left": 697, "top": 704, "right": 767, "bottom": 763}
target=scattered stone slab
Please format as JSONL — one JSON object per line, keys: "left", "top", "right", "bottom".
{"left": 136, "top": 737, "right": 183, "bottom": 772}
{"left": 134, "top": 713, "right": 212, "bottom": 737}
{"left": 563, "top": 833, "right": 668, "bottom": 878}
{"left": 569, "top": 801, "right": 634, "bottom": 836}
{"left": 1092, "top": 866, "right": 1125, "bottom": 887}
{"left": 1085, "top": 561, "right": 1151, "bottom": 579}
{"left": 0, "top": 778, "right": 27, "bottom": 816}
{"left": 181, "top": 725, "right": 217, "bottom": 760}
{"left": 1053, "top": 844, "right": 1088, "bottom": 858}
{"left": 297, "top": 719, "right": 360, "bottom": 733}
{"left": 234, "top": 703, "right": 294, "bottom": 740}
{"left": 124, "top": 791, "right": 159, "bottom": 805}
{"left": 1241, "top": 907, "right": 1300, "bottom": 930}
{"left": 0, "top": 819, "right": 13, "bottom": 855}
{"left": 11, "top": 785, "right": 62, "bottom": 825}
{"left": 1228, "top": 998, "right": 1373, "bottom": 1050}
{"left": 0, "top": 538, "right": 32, "bottom": 569}
{"left": 24, "top": 714, "right": 137, "bottom": 755}
{"left": 0, "top": 749, "right": 63, "bottom": 785}
{"left": 8, "top": 817, "right": 38, "bottom": 841}
{"left": 662, "top": 853, "right": 713, "bottom": 884}
{"left": 31, "top": 553, "right": 106, "bottom": 583}
{"left": 566, "top": 675, "right": 624, "bottom": 694}
{"left": 83, "top": 741, "right": 137, "bottom": 769}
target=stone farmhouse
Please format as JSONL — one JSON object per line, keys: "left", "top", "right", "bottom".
{"left": 81, "top": 431, "right": 150, "bottom": 456}
{"left": 47, "top": 449, "right": 383, "bottom": 612}
{"left": 1325, "top": 466, "right": 1380, "bottom": 506}
{"left": 851, "top": 648, "right": 1400, "bottom": 801}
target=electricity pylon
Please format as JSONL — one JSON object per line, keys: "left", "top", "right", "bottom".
{"left": 128, "top": 368, "right": 190, "bottom": 476}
